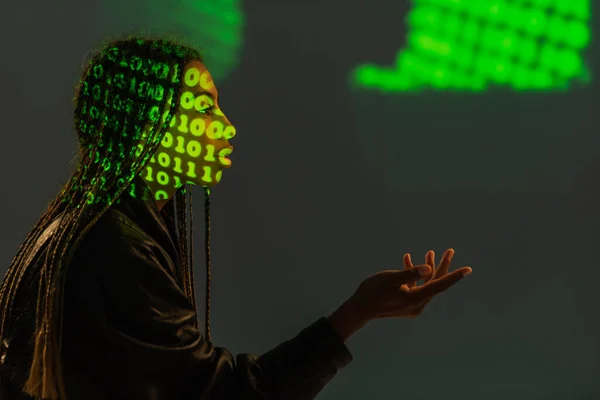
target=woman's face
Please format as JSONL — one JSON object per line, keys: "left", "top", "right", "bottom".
{"left": 142, "top": 60, "right": 236, "bottom": 202}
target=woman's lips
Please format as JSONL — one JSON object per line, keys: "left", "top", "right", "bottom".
{"left": 218, "top": 147, "right": 233, "bottom": 167}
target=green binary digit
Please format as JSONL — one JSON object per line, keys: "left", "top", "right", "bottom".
{"left": 351, "top": 0, "right": 591, "bottom": 92}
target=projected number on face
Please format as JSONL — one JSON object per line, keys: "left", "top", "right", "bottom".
{"left": 145, "top": 115, "right": 227, "bottom": 185}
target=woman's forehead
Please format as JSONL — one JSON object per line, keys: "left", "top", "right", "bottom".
{"left": 182, "top": 60, "right": 217, "bottom": 95}
{"left": 185, "top": 59, "right": 208, "bottom": 73}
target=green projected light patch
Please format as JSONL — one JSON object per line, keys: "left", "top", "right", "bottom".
{"left": 351, "top": 0, "right": 591, "bottom": 92}
{"left": 102, "top": 0, "right": 245, "bottom": 83}
{"left": 147, "top": 0, "right": 245, "bottom": 83}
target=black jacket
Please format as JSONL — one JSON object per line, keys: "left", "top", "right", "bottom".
{"left": 0, "top": 184, "right": 352, "bottom": 399}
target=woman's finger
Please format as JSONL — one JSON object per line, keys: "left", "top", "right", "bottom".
{"left": 434, "top": 248, "right": 454, "bottom": 279}
{"left": 403, "top": 253, "right": 417, "bottom": 288}
{"left": 424, "top": 250, "right": 435, "bottom": 283}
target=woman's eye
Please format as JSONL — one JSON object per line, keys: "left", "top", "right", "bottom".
{"left": 200, "top": 107, "right": 214, "bottom": 115}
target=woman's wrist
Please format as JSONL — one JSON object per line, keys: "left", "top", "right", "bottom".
{"left": 327, "top": 297, "right": 370, "bottom": 343}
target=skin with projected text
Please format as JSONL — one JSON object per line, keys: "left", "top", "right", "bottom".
{"left": 141, "top": 61, "right": 236, "bottom": 210}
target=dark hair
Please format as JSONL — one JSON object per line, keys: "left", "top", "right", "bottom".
{"left": 0, "top": 37, "right": 208, "bottom": 399}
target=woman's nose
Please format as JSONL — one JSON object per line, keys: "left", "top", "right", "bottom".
{"left": 224, "top": 124, "right": 236, "bottom": 141}
{"left": 221, "top": 117, "right": 236, "bottom": 141}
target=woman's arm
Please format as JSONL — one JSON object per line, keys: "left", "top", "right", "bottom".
{"left": 67, "top": 235, "right": 353, "bottom": 400}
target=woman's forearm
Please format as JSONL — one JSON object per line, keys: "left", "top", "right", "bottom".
{"left": 327, "top": 298, "right": 369, "bottom": 343}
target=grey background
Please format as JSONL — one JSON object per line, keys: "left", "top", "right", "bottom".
{"left": 1, "top": 1, "right": 598, "bottom": 399}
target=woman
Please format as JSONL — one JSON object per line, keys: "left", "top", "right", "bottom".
{"left": 0, "top": 37, "right": 472, "bottom": 400}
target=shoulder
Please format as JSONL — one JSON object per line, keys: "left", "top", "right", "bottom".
{"left": 67, "top": 202, "right": 181, "bottom": 289}
{"left": 70, "top": 208, "right": 164, "bottom": 276}
{"left": 90, "top": 207, "right": 153, "bottom": 247}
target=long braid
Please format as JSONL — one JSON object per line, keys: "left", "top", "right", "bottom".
{"left": 160, "top": 188, "right": 198, "bottom": 327}
{"left": 176, "top": 190, "right": 190, "bottom": 294}
{"left": 0, "top": 191, "right": 72, "bottom": 393}
{"left": 0, "top": 189, "right": 71, "bottom": 339}
{"left": 203, "top": 187, "right": 212, "bottom": 342}
{"left": 0, "top": 215, "right": 53, "bottom": 339}
{"left": 169, "top": 187, "right": 199, "bottom": 329}
{"left": 187, "top": 186, "right": 198, "bottom": 328}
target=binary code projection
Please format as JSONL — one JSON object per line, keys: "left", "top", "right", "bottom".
{"left": 72, "top": 42, "right": 186, "bottom": 207}
{"left": 351, "top": 0, "right": 592, "bottom": 92}
{"left": 143, "top": 63, "right": 236, "bottom": 202}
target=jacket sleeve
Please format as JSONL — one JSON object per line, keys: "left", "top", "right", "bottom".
{"left": 88, "top": 235, "right": 353, "bottom": 400}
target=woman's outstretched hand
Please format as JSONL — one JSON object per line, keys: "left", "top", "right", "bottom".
{"left": 328, "top": 249, "right": 472, "bottom": 342}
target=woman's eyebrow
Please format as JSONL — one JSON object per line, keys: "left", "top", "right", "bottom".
{"left": 193, "top": 91, "right": 218, "bottom": 101}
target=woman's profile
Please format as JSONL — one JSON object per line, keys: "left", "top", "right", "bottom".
{"left": 0, "top": 37, "right": 472, "bottom": 400}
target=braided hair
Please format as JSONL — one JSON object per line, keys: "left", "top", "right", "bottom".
{"left": 0, "top": 37, "right": 213, "bottom": 399}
